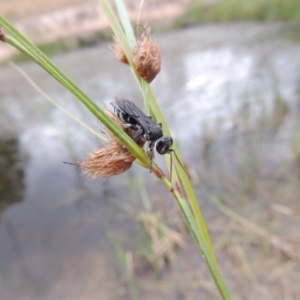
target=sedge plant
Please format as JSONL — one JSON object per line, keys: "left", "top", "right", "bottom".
{"left": 0, "top": 0, "right": 231, "bottom": 298}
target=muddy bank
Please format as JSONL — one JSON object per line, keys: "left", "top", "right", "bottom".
{"left": 0, "top": 0, "right": 193, "bottom": 62}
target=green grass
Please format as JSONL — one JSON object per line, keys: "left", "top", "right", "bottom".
{"left": 7, "top": 29, "right": 113, "bottom": 63}
{"left": 9, "top": 40, "right": 68, "bottom": 63}
{"left": 178, "top": 0, "right": 300, "bottom": 26}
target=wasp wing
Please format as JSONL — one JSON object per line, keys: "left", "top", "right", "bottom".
{"left": 113, "top": 98, "right": 153, "bottom": 131}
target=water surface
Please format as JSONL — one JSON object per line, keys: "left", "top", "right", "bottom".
{"left": 0, "top": 22, "right": 299, "bottom": 299}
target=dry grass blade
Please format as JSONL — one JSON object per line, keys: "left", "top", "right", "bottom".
{"left": 135, "top": 212, "right": 185, "bottom": 270}
{"left": 214, "top": 199, "right": 299, "bottom": 258}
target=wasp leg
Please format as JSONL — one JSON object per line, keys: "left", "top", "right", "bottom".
{"left": 123, "top": 123, "right": 133, "bottom": 128}
{"left": 147, "top": 143, "right": 155, "bottom": 173}
{"left": 133, "top": 128, "right": 144, "bottom": 140}
{"left": 169, "top": 152, "right": 173, "bottom": 182}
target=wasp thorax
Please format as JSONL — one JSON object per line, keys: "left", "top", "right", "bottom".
{"left": 148, "top": 123, "right": 163, "bottom": 141}
{"left": 133, "top": 26, "right": 161, "bottom": 83}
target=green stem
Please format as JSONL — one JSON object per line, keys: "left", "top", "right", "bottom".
{"left": 115, "top": 0, "right": 136, "bottom": 47}
{"left": 175, "top": 196, "right": 231, "bottom": 300}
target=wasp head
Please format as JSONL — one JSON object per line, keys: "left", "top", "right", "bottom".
{"left": 155, "top": 136, "right": 173, "bottom": 155}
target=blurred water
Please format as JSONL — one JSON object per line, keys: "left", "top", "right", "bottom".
{"left": 0, "top": 22, "right": 299, "bottom": 299}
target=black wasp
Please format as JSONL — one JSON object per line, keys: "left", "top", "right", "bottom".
{"left": 111, "top": 98, "right": 179, "bottom": 172}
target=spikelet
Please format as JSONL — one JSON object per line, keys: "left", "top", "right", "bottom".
{"left": 112, "top": 39, "right": 129, "bottom": 64}
{"left": 133, "top": 26, "right": 161, "bottom": 83}
{"left": 79, "top": 109, "right": 145, "bottom": 178}
{"left": 79, "top": 143, "right": 135, "bottom": 178}
{"left": 0, "top": 29, "right": 5, "bottom": 42}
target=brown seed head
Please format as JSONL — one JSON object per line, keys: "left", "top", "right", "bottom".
{"left": 112, "top": 39, "right": 129, "bottom": 65}
{"left": 133, "top": 27, "right": 161, "bottom": 83}
{"left": 0, "top": 29, "right": 5, "bottom": 42}
{"left": 79, "top": 143, "right": 135, "bottom": 178}
{"left": 78, "top": 108, "right": 145, "bottom": 178}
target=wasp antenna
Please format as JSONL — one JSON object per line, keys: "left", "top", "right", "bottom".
{"left": 169, "top": 152, "right": 173, "bottom": 182}
{"left": 63, "top": 161, "right": 78, "bottom": 166}
{"left": 171, "top": 150, "right": 186, "bottom": 174}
